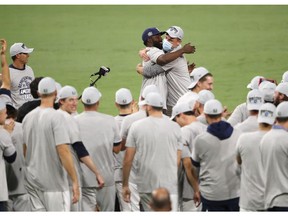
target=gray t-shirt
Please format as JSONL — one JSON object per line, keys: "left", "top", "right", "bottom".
{"left": 126, "top": 116, "right": 182, "bottom": 194}
{"left": 57, "top": 109, "right": 82, "bottom": 187}
{"left": 149, "top": 47, "right": 190, "bottom": 107}
{"left": 228, "top": 102, "right": 249, "bottom": 126}
{"left": 236, "top": 131, "right": 266, "bottom": 210}
{"left": 192, "top": 128, "right": 241, "bottom": 201}
{"left": 23, "top": 107, "right": 70, "bottom": 192}
{"left": 181, "top": 121, "right": 207, "bottom": 199}
{"left": 75, "top": 111, "right": 121, "bottom": 187}
{"left": 9, "top": 65, "right": 35, "bottom": 109}
{"left": 5, "top": 122, "right": 27, "bottom": 196}
{"left": 260, "top": 128, "right": 288, "bottom": 209}
{"left": 0, "top": 128, "right": 16, "bottom": 201}
{"left": 234, "top": 115, "right": 258, "bottom": 133}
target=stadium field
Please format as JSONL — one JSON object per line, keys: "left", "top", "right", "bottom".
{"left": 0, "top": 5, "right": 287, "bottom": 115}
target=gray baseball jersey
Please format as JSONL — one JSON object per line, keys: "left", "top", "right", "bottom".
{"left": 57, "top": 109, "right": 82, "bottom": 187}
{"left": 5, "top": 122, "right": 27, "bottom": 196}
{"left": 140, "top": 48, "right": 168, "bottom": 109}
{"left": 192, "top": 126, "right": 241, "bottom": 201}
{"left": 181, "top": 121, "right": 207, "bottom": 200}
{"left": 9, "top": 65, "right": 35, "bottom": 109}
{"left": 260, "top": 128, "right": 288, "bottom": 209}
{"left": 23, "top": 107, "right": 70, "bottom": 191}
{"left": 234, "top": 115, "right": 258, "bottom": 133}
{"left": 228, "top": 102, "right": 249, "bottom": 126}
{"left": 126, "top": 116, "right": 182, "bottom": 194}
{"left": 149, "top": 47, "right": 190, "bottom": 107}
{"left": 236, "top": 131, "right": 266, "bottom": 210}
{"left": 75, "top": 111, "right": 121, "bottom": 187}
{"left": 0, "top": 128, "right": 16, "bottom": 201}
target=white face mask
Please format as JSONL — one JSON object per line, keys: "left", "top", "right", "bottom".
{"left": 162, "top": 39, "right": 173, "bottom": 52}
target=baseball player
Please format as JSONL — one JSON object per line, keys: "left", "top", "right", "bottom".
{"left": 8, "top": 42, "right": 35, "bottom": 109}
{"left": 171, "top": 100, "right": 205, "bottom": 211}
{"left": 273, "top": 82, "right": 288, "bottom": 106}
{"left": 57, "top": 85, "right": 105, "bottom": 211}
{"left": 5, "top": 101, "right": 31, "bottom": 211}
{"left": 196, "top": 89, "right": 215, "bottom": 125}
{"left": 188, "top": 67, "right": 213, "bottom": 93}
{"left": 113, "top": 88, "right": 140, "bottom": 211}
{"left": 260, "top": 101, "right": 288, "bottom": 211}
{"left": 236, "top": 103, "right": 276, "bottom": 211}
{"left": 191, "top": 99, "right": 241, "bottom": 211}
{"left": 75, "top": 86, "right": 121, "bottom": 211}
{"left": 122, "top": 92, "right": 182, "bottom": 211}
{"left": 23, "top": 77, "right": 79, "bottom": 211}
{"left": 234, "top": 89, "right": 264, "bottom": 133}
{"left": 228, "top": 76, "right": 264, "bottom": 126}
{"left": 0, "top": 99, "right": 16, "bottom": 211}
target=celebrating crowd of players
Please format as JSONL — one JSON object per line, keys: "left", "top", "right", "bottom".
{"left": 1, "top": 25, "right": 288, "bottom": 212}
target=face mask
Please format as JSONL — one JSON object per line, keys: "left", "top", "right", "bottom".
{"left": 162, "top": 39, "right": 173, "bottom": 52}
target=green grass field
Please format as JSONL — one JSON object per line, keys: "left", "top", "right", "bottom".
{"left": 0, "top": 5, "right": 287, "bottom": 115}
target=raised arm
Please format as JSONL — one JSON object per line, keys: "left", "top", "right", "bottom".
{"left": 0, "top": 39, "right": 10, "bottom": 89}
{"left": 156, "top": 43, "right": 196, "bottom": 66}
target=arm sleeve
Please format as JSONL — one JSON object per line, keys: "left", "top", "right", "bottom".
{"left": 72, "top": 141, "right": 89, "bottom": 159}
{"left": 142, "top": 62, "right": 166, "bottom": 78}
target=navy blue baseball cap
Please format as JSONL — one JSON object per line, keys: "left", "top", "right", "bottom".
{"left": 142, "top": 27, "right": 165, "bottom": 43}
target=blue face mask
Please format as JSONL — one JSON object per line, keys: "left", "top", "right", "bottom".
{"left": 162, "top": 39, "right": 173, "bottom": 52}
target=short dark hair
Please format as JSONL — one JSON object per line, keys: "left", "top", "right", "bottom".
{"left": 30, "top": 77, "right": 44, "bottom": 99}
{"left": 152, "top": 106, "right": 163, "bottom": 111}
{"left": 118, "top": 103, "right": 132, "bottom": 109}
{"left": 276, "top": 117, "right": 288, "bottom": 123}
{"left": 11, "top": 55, "right": 17, "bottom": 61}
{"left": 199, "top": 73, "right": 213, "bottom": 83}
{"left": 206, "top": 113, "right": 222, "bottom": 119}
{"left": 6, "top": 104, "right": 18, "bottom": 119}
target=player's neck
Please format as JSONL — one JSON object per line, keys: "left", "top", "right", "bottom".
{"left": 40, "top": 97, "right": 55, "bottom": 108}
{"left": 12, "top": 61, "right": 25, "bottom": 70}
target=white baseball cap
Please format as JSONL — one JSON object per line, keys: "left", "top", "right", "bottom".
{"left": 38, "top": 77, "right": 56, "bottom": 95}
{"left": 58, "top": 85, "right": 78, "bottom": 100}
{"left": 139, "top": 84, "right": 159, "bottom": 106}
{"left": 204, "top": 99, "right": 223, "bottom": 115}
{"left": 166, "top": 26, "right": 184, "bottom": 40}
{"left": 246, "top": 89, "right": 264, "bottom": 111}
{"left": 141, "top": 92, "right": 163, "bottom": 107}
{"left": 188, "top": 67, "right": 209, "bottom": 89}
{"left": 115, "top": 88, "right": 132, "bottom": 105}
{"left": 258, "top": 81, "right": 276, "bottom": 102}
{"left": 247, "top": 75, "right": 264, "bottom": 90}
{"left": 10, "top": 43, "right": 34, "bottom": 57}
{"left": 258, "top": 103, "right": 276, "bottom": 125}
{"left": 275, "top": 82, "right": 288, "bottom": 97}
{"left": 276, "top": 101, "right": 288, "bottom": 118}
{"left": 281, "top": 71, "right": 288, "bottom": 83}
{"left": 81, "top": 86, "right": 102, "bottom": 105}
{"left": 177, "top": 91, "right": 199, "bottom": 104}
{"left": 198, "top": 90, "right": 215, "bottom": 105}
{"left": 170, "top": 100, "right": 197, "bottom": 120}
{"left": 0, "top": 98, "right": 6, "bottom": 111}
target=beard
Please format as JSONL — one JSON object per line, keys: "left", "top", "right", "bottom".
{"left": 153, "top": 41, "right": 162, "bottom": 50}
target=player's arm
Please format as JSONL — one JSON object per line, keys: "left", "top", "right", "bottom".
{"left": 0, "top": 39, "right": 10, "bottom": 89}
{"left": 156, "top": 43, "right": 196, "bottom": 66}
{"left": 72, "top": 141, "right": 105, "bottom": 188}
{"left": 122, "top": 146, "right": 136, "bottom": 203}
{"left": 142, "top": 62, "right": 166, "bottom": 78}
{"left": 57, "top": 144, "right": 80, "bottom": 204}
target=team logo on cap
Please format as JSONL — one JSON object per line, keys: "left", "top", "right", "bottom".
{"left": 261, "top": 110, "right": 273, "bottom": 117}
{"left": 169, "top": 26, "right": 179, "bottom": 33}
{"left": 72, "top": 90, "right": 76, "bottom": 95}
{"left": 21, "top": 43, "right": 26, "bottom": 49}
{"left": 249, "top": 96, "right": 262, "bottom": 104}
{"left": 86, "top": 99, "right": 91, "bottom": 104}
{"left": 213, "top": 108, "right": 218, "bottom": 113}
{"left": 148, "top": 31, "right": 153, "bottom": 36}
{"left": 122, "top": 99, "right": 127, "bottom": 104}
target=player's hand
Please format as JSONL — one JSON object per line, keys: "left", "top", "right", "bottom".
{"left": 188, "top": 62, "right": 196, "bottom": 73}
{"left": 136, "top": 63, "right": 143, "bottom": 75}
{"left": 0, "top": 39, "right": 7, "bottom": 54}
{"left": 4, "top": 119, "right": 15, "bottom": 134}
{"left": 72, "top": 182, "right": 80, "bottom": 204}
{"left": 122, "top": 185, "right": 131, "bottom": 203}
{"left": 96, "top": 174, "right": 105, "bottom": 189}
{"left": 222, "top": 106, "right": 231, "bottom": 119}
{"left": 139, "top": 48, "right": 150, "bottom": 62}
{"left": 182, "top": 43, "right": 196, "bottom": 54}
{"left": 193, "top": 190, "right": 201, "bottom": 207}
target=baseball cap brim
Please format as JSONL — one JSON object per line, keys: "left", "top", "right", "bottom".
{"left": 257, "top": 115, "right": 275, "bottom": 125}
{"left": 188, "top": 81, "right": 197, "bottom": 89}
